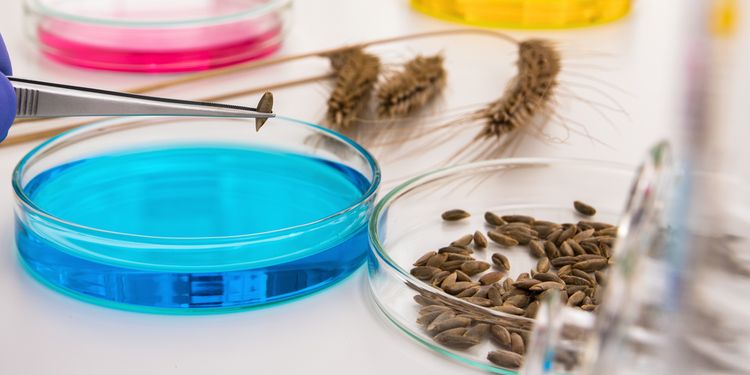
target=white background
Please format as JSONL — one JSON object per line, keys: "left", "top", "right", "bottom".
{"left": 0, "top": 0, "right": 723, "bottom": 374}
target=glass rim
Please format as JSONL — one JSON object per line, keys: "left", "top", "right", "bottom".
{"left": 25, "top": 0, "right": 291, "bottom": 28}
{"left": 368, "top": 158, "right": 634, "bottom": 322}
{"left": 12, "top": 115, "right": 381, "bottom": 243}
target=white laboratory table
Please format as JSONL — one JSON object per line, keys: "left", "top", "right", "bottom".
{"left": 0, "top": 0, "right": 695, "bottom": 373}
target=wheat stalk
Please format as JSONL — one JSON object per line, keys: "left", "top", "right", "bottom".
{"left": 478, "top": 39, "right": 561, "bottom": 138}
{"left": 376, "top": 54, "right": 447, "bottom": 118}
{"left": 324, "top": 48, "right": 381, "bottom": 130}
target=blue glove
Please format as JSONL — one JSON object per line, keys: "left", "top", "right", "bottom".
{"left": 0, "top": 35, "right": 16, "bottom": 142}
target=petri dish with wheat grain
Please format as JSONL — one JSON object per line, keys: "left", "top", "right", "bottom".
{"left": 13, "top": 116, "right": 380, "bottom": 314}
{"left": 367, "top": 158, "right": 636, "bottom": 373}
{"left": 23, "top": 0, "right": 291, "bottom": 72}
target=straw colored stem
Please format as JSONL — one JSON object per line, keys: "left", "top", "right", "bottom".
{"left": 130, "top": 28, "right": 516, "bottom": 94}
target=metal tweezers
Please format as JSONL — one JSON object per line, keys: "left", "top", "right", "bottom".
{"left": 9, "top": 77, "right": 275, "bottom": 130}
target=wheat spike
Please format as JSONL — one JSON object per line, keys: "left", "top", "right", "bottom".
{"left": 324, "top": 48, "right": 381, "bottom": 129}
{"left": 479, "top": 40, "right": 561, "bottom": 138}
{"left": 376, "top": 54, "right": 447, "bottom": 118}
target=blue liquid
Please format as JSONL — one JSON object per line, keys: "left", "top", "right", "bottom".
{"left": 17, "top": 145, "right": 372, "bottom": 313}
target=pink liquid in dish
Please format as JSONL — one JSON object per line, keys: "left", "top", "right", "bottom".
{"left": 36, "top": 16, "right": 283, "bottom": 73}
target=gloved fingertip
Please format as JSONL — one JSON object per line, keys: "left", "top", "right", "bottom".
{"left": 0, "top": 75, "right": 16, "bottom": 142}
{"left": 0, "top": 35, "right": 12, "bottom": 76}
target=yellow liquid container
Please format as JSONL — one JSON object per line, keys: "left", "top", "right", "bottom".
{"left": 410, "top": 0, "right": 631, "bottom": 29}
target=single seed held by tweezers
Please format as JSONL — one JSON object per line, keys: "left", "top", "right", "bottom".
{"left": 255, "top": 92, "right": 274, "bottom": 131}
{"left": 442, "top": 209, "right": 471, "bottom": 221}
{"left": 574, "top": 201, "right": 597, "bottom": 216}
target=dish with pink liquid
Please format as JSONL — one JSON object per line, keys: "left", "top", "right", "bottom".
{"left": 24, "top": 0, "right": 291, "bottom": 73}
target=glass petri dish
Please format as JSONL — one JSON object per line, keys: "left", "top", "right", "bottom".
{"left": 23, "top": 0, "right": 292, "bottom": 72}
{"left": 367, "top": 158, "right": 636, "bottom": 373}
{"left": 410, "top": 0, "right": 631, "bottom": 29}
{"left": 13, "top": 116, "right": 380, "bottom": 314}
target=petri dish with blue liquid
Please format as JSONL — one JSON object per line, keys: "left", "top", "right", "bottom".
{"left": 12, "top": 116, "right": 380, "bottom": 313}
